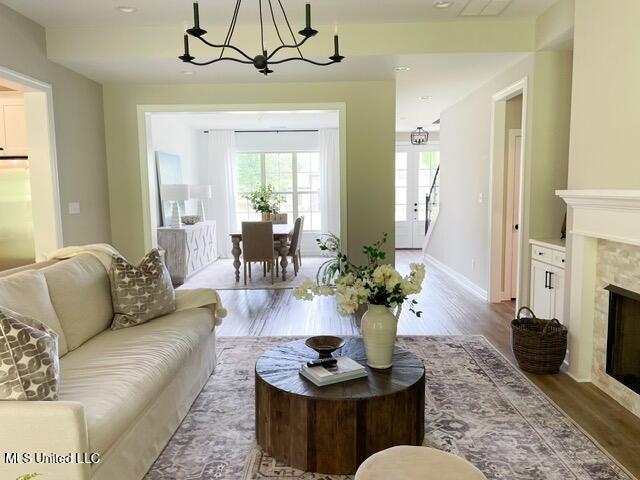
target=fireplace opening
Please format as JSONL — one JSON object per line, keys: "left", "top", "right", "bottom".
{"left": 605, "top": 285, "right": 640, "bottom": 395}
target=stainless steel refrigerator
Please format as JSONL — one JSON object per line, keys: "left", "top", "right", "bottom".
{"left": 0, "top": 157, "right": 35, "bottom": 271}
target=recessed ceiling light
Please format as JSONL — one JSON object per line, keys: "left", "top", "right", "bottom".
{"left": 116, "top": 6, "right": 138, "bottom": 13}
{"left": 418, "top": 95, "right": 433, "bottom": 101}
{"left": 433, "top": 1, "right": 453, "bottom": 8}
{"left": 182, "top": 70, "right": 195, "bottom": 75}
{"left": 394, "top": 66, "right": 410, "bottom": 72}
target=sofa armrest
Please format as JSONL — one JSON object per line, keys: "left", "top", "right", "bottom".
{"left": 0, "top": 401, "right": 91, "bottom": 480}
{"left": 175, "top": 288, "right": 227, "bottom": 327}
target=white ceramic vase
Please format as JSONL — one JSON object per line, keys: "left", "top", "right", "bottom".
{"left": 361, "top": 304, "right": 398, "bottom": 369}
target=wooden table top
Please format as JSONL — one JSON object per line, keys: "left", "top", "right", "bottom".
{"left": 255, "top": 338, "right": 425, "bottom": 401}
{"left": 229, "top": 223, "right": 293, "bottom": 237}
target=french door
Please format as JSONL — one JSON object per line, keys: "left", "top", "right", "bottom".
{"left": 395, "top": 147, "right": 439, "bottom": 249}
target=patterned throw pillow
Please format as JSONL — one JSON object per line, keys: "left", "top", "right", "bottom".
{"left": 110, "top": 249, "right": 176, "bottom": 330}
{"left": 0, "top": 307, "right": 60, "bottom": 401}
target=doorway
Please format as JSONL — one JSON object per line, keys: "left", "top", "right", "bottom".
{"left": 488, "top": 79, "right": 527, "bottom": 307}
{"left": 0, "top": 66, "right": 62, "bottom": 271}
{"left": 395, "top": 147, "right": 440, "bottom": 249}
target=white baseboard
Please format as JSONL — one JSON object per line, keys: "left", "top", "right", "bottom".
{"left": 424, "top": 254, "right": 488, "bottom": 301}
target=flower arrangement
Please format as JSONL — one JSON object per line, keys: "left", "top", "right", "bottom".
{"left": 243, "top": 184, "right": 284, "bottom": 214}
{"left": 293, "top": 233, "right": 426, "bottom": 316}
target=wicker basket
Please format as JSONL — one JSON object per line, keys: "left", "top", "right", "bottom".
{"left": 511, "top": 306, "right": 568, "bottom": 374}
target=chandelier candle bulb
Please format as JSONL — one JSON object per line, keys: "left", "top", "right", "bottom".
{"left": 183, "top": 34, "right": 189, "bottom": 55}
{"left": 193, "top": 1, "right": 200, "bottom": 29}
{"left": 305, "top": 2, "right": 312, "bottom": 29}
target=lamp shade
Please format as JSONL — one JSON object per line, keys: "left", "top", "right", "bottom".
{"left": 190, "top": 184, "right": 212, "bottom": 199}
{"left": 161, "top": 184, "right": 190, "bottom": 201}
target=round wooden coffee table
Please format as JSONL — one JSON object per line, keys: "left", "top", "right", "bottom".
{"left": 255, "top": 338, "right": 425, "bottom": 475}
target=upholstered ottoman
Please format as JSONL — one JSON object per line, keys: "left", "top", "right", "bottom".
{"left": 354, "top": 446, "right": 487, "bottom": 480}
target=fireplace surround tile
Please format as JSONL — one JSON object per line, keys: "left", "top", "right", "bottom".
{"left": 595, "top": 239, "right": 640, "bottom": 417}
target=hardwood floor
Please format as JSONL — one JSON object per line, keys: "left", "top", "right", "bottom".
{"left": 217, "top": 250, "right": 640, "bottom": 477}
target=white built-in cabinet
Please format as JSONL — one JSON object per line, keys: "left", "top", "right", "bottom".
{"left": 529, "top": 239, "right": 566, "bottom": 324}
{"left": 0, "top": 95, "right": 28, "bottom": 157}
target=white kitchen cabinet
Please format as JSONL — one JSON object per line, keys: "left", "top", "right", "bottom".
{"left": 529, "top": 239, "right": 566, "bottom": 323}
{"left": 0, "top": 96, "right": 28, "bottom": 157}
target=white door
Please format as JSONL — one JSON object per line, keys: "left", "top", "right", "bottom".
{"left": 395, "top": 148, "right": 439, "bottom": 249}
{"left": 530, "top": 259, "right": 554, "bottom": 318}
{"left": 550, "top": 266, "right": 565, "bottom": 324}
{"left": 504, "top": 130, "right": 522, "bottom": 300}
{"left": 0, "top": 97, "right": 28, "bottom": 157}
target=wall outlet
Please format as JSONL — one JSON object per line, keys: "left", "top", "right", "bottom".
{"left": 471, "top": 259, "right": 476, "bottom": 270}
{"left": 68, "top": 202, "right": 81, "bottom": 215}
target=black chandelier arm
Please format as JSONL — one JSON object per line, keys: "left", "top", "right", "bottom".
{"left": 268, "top": 56, "right": 340, "bottom": 66}
{"left": 220, "top": 0, "right": 243, "bottom": 59}
{"left": 184, "top": 56, "right": 255, "bottom": 66}
{"left": 276, "top": 0, "right": 303, "bottom": 57}
{"left": 193, "top": 36, "right": 255, "bottom": 63}
{"left": 267, "top": 0, "right": 286, "bottom": 46}
{"left": 266, "top": 34, "right": 310, "bottom": 60}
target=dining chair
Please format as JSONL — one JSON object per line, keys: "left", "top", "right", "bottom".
{"left": 276, "top": 216, "right": 304, "bottom": 277}
{"left": 241, "top": 221, "right": 277, "bottom": 285}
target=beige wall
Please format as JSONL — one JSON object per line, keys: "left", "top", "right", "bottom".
{"left": 0, "top": 4, "right": 111, "bottom": 247}
{"left": 428, "top": 49, "right": 572, "bottom": 299}
{"left": 103, "top": 81, "right": 396, "bottom": 263}
{"left": 568, "top": 0, "right": 640, "bottom": 189}
{"left": 428, "top": 56, "right": 534, "bottom": 293}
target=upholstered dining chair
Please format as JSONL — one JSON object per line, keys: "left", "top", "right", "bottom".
{"left": 241, "top": 221, "right": 277, "bottom": 285}
{"left": 276, "top": 216, "right": 304, "bottom": 277}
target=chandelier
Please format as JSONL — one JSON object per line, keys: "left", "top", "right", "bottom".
{"left": 179, "top": 1, "right": 345, "bottom": 76}
{"left": 411, "top": 127, "right": 429, "bottom": 145}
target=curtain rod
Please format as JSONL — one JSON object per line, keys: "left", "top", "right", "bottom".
{"left": 203, "top": 129, "right": 319, "bottom": 134}
{"left": 0, "top": 156, "right": 28, "bottom": 160}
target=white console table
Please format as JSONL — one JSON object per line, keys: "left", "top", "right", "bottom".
{"left": 157, "top": 221, "right": 218, "bottom": 285}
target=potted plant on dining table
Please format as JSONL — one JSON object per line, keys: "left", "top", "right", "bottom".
{"left": 243, "top": 184, "right": 284, "bottom": 221}
{"left": 293, "top": 233, "right": 426, "bottom": 369}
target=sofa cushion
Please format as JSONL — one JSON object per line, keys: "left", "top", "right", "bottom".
{"left": 0, "top": 307, "right": 60, "bottom": 400}
{"left": 59, "top": 307, "right": 214, "bottom": 456}
{"left": 110, "top": 249, "right": 176, "bottom": 330}
{"left": 42, "top": 254, "right": 113, "bottom": 351}
{"left": 0, "top": 270, "right": 68, "bottom": 356}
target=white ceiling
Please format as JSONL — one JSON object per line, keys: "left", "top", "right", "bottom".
{"left": 393, "top": 53, "right": 526, "bottom": 131}
{"left": 1, "top": 0, "right": 558, "bottom": 28}
{"left": 152, "top": 110, "right": 340, "bottom": 130}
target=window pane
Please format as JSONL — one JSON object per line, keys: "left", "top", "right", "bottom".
{"left": 236, "top": 153, "right": 261, "bottom": 193}
{"left": 395, "top": 205, "right": 406, "bottom": 222}
{"left": 395, "top": 187, "right": 407, "bottom": 205}
{"left": 265, "top": 153, "right": 293, "bottom": 191}
{"left": 396, "top": 169, "right": 407, "bottom": 188}
{"left": 396, "top": 152, "right": 407, "bottom": 170}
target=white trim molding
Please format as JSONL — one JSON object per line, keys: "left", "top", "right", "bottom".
{"left": 557, "top": 190, "right": 640, "bottom": 211}
{"left": 424, "top": 254, "right": 488, "bottom": 301}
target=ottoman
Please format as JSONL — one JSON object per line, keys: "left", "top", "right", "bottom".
{"left": 354, "top": 446, "right": 487, "bottom": 480}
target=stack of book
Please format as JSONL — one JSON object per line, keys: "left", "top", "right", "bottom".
{"left": 299, "top": 356, "right": 368, "bottom": 386}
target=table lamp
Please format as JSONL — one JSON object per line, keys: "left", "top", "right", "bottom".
{"left": 190, "top": 184, "right": 212, "bottom": 221}
{"left": 161, "top": 184, "right": 190, "bottom": 227}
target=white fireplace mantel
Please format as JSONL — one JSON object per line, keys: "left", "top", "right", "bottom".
{"left": 558, "top": 189, "right": 640, "bottom": 417}
{"left": 557, "top": 190, "right": 640, "bottom": 248}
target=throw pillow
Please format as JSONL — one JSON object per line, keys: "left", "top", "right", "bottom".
{"left": 0, "top": 307, "right": 60, "bottom": 401}
{"left": 110, "top": 249, "right": 176, "bottom": 330}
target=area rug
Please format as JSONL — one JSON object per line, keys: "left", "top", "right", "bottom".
{"left": 145, "top": 336, "right": 634, "bottom": 480}
{"left": 179, "top": 256, "right": 326, "bottom": 290}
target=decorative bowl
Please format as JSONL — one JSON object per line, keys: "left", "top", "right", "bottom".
{"left": 305, "top": 335, "right": 345, "bottom": 359}
{"left": 181, "top": 215, "right": 202, "bottom": 225}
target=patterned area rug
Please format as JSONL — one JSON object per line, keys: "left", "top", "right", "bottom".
{"left": 145, "top": 336, "right": 633, "bottom": 480}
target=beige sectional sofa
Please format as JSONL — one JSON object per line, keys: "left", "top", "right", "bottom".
{"left": 0, "top": 254, "right": 220, "bottom": 480}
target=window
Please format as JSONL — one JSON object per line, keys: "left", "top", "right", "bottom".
{"left": 234, "top": 151, "right": 321, "bottom": 231}
{"left": 395, "top": 152, "right": 408, "bottom": 221}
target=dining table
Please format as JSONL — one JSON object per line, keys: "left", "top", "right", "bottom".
{"left": 229, "top": 223, "right": 294, "bottom": 282}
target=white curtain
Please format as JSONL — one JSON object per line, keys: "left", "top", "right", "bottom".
{"left": 319, "top": 128, "right": 341, "bottom": 237}
{"left": 207, "top": 130, "right": 237, "bottom": 258}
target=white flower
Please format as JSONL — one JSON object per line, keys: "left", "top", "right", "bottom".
{"left": 372, "top": 264, "right": 403, "bottom": 291}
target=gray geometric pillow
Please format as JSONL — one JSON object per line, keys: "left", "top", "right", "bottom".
{"left": 109, "top": 249, "right": 176, "bottom": 330}
{"left": 0, "top": 307, "right": 60, "bottom": 401}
